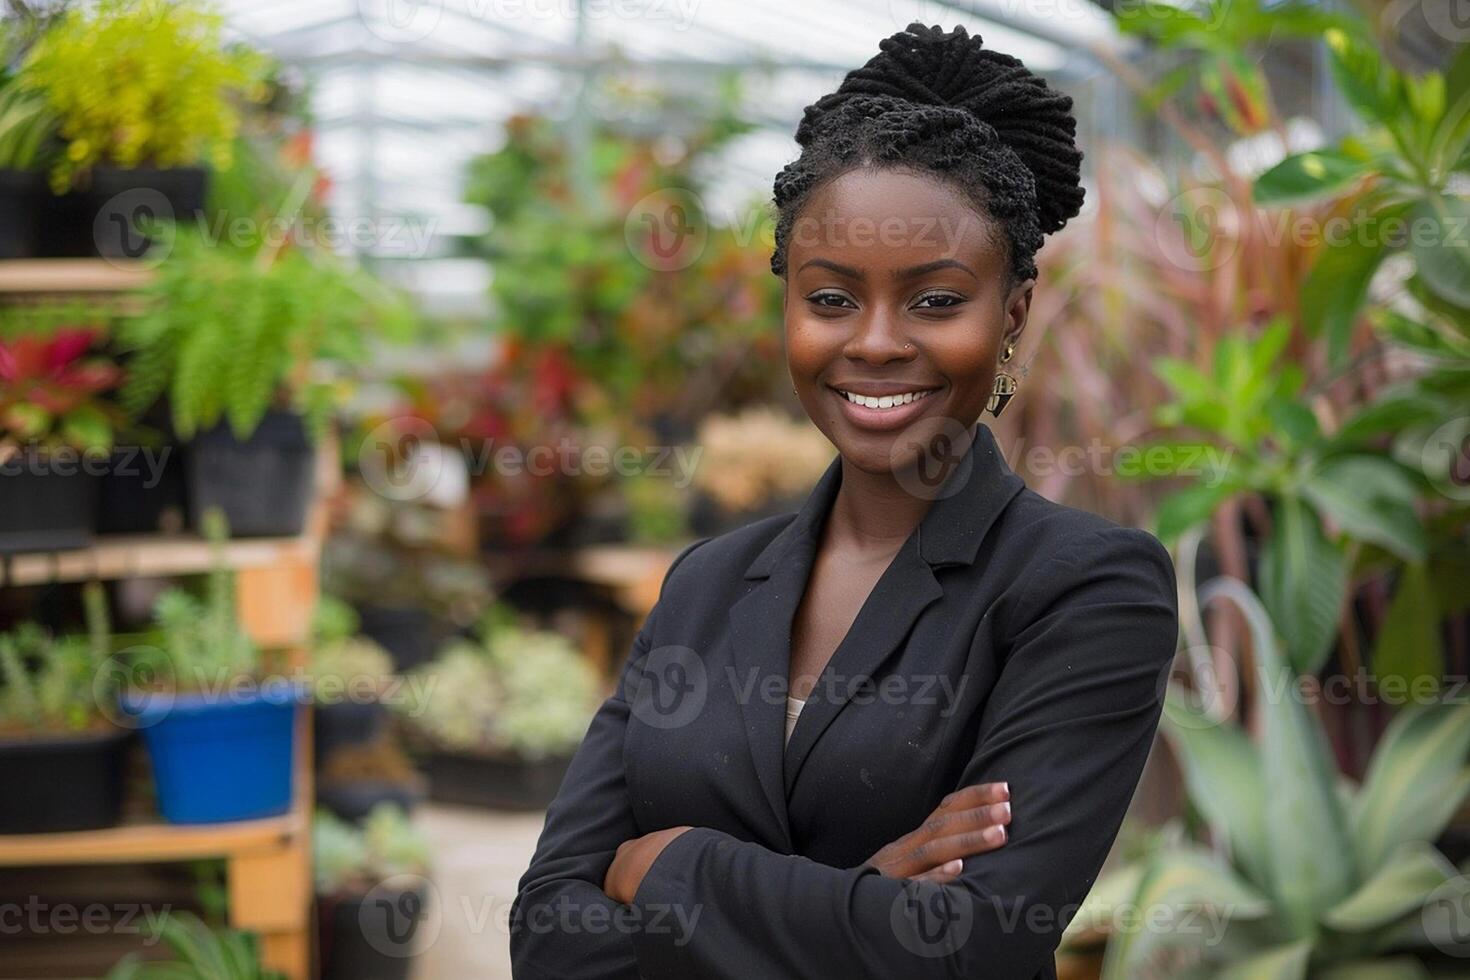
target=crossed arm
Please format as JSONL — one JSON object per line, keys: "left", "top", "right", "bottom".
{"left": 509, "top": 526, "right": 1178, "bottom": 980}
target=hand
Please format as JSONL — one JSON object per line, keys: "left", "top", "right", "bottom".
{"left": 603, "top": 826, "right": 694, "bottom": 904}
{"left": 863, "top": 781, "right": 1011, "bottom": 883}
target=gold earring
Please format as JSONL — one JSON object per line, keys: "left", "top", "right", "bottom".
{"left": 988, "top": 340, "right": 1018, "bottom": 417}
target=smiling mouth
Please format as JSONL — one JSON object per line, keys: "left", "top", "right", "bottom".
{"left": 833, "top": 388, "right": 938, "bottom": 411}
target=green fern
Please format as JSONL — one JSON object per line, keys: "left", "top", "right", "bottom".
{"left": 116, "top": 228, "right": 415, "bottom": 441}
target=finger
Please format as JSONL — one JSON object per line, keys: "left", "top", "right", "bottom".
{"left": 917, "top": 824, "right": 1008, "bottom": 866}
{"left": 910, "top": 859, "right": 964, "bottom": 883}
{"left": 912, "top": 799, "right": 1011, "bottom": 848}
{"left": 936, "top": 781, "right": 1010, "bottom": 814}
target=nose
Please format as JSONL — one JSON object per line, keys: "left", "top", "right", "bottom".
{"left": 842, "top": 308, "right": 916, "bottom": 366}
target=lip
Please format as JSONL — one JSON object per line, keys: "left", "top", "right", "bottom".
{"left": 827, "top": 384, "right": 942, "bottom": 432}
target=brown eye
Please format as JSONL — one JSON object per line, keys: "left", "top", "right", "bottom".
{"left": 913, "top": 292, "right": 964, "bottom": 309}
{"left": 808, "top": 291, "right": 855, "bottom": 309}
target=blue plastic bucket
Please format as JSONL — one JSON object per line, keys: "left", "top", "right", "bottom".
{"left": 127, "top": 685, "right": 300, "bottom": 824}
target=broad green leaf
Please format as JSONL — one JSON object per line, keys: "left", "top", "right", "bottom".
{"left": 1331, "top": 389, "right": 1446, "bottom": 447}
{"left": 1300, "top": 223, "right": 1390, "bottom": 371}
{"left": 1157, "top": 481, "right": 1237, "bottom": 542}
{"left": 1409, "top": 195, "right": 1470, "bottom": 310}
{"left": 1258, "top": 495, "right": 1349, "bottom": 675}
{"left": 1322, "top": 841, "right": 1456, "bottom": 932}
{"left": 1162, "top": 692, "right": 1273, "bottom": 894}
{"left": 1099, "top": 846, "right": 1272, "bottom": 980}
{"left": 1325, "top": 28, "right": 1403, "bottom": 127}
{"left": 1199, "top": 578, "right": 1356, "bottom": 934}
{"left": 1062, "top": 861, "right": 1147, "bottom": 947}
{"left": 1352, "top": 701, "right": 1470, "bottom": 872}
{"left": 1254, "top": 151, "right": 1369, "bottom": 205}
{"left": 1370, "top": 564, "right": 1444, "bottom": 697}
{"left": 1154, "top": 357, "right": 1216, "bottom": 403}
{"left": 1301, "top": 455, "right": 1427, "bottom": 561}
{"left": 1214, "top": 938, "right": 1313, "bottom": 980}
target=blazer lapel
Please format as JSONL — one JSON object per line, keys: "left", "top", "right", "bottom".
{"left": 725, "top": 423, "right": 1029, "bottom": 836}
{"left": 783, "top": 422, "right": 1027, "bottom": 795}
{"left": 726, "top": 454, "right": 842, "bottom": 850}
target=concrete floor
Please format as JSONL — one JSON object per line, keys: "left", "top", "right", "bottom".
{"left": 413, "top": 804, "right": 547, "bottom": 980}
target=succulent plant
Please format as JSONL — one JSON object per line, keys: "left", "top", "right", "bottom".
{"left": 312, "top": 804, "right": 430, "bottom": 896}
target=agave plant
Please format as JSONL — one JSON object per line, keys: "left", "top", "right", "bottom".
{"left": 1064, "top": 578, "right": 1470, "bottom": 977}
{"left": 104, "top": 912, "right": 283, "bottom": 980}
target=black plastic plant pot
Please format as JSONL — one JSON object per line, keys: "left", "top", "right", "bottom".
{"left": 0, "top": 454, "right": 100, "bottom": 554}
{"left": 0, "top": 169, "right": 43, "bottom": 259}
{"left": 423, "top": 749, "right": 573, "bottom": 812}
{"left": 97, "top": 442, "right": 187, "bottom": 534}
{"left": 316, "top": 778, "right": 425, "bottom": 825}
{"left": 354, "top": 604, "right": 449, "bottom": 674}
{"left": 318, "top": 883, "right": 428, "bottom": 980}
{"left": 186, "top": 410, "right": 316, "bottom": 538}
{"left": 314, "top": 700, "right": 388, "bottom": 764}
{"left": 0, "top": 728, "right": 132, "bottom": 833}
{"left": 36, "top": 166, "right": 208, "bottom": 259}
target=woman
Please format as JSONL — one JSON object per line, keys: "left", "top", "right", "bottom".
{"left": 511, "top": 23, "right": 1179, "bottom": 980}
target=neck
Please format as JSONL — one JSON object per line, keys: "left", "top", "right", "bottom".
{"left": 825, "top": 426, "right": 977, "bottom": 557}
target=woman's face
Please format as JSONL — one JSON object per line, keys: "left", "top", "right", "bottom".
{"left": 783, "top": 168, "right": 1033, "bottom": 476}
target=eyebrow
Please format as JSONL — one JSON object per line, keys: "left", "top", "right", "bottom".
{"left": 797, "top": 257, "right": 978, "bottom": 281}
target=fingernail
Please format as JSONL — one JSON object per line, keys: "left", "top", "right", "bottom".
{"left": 998, "top": 801, "right": 1011, "bottom": 821}
{"left": 946, "top": 859, "right": 963, "bottom": 874}
{"left": 986, "top": 825, "right": 1006, "bottom": 844}
{"left": 1001, "top": 782, "right": 1010, "bottom": 798}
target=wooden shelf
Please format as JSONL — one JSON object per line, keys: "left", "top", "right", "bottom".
{"left": 0, "top": 532, "right": 320, "bottom": 589}
{"left": 0, "top": 810, "right": 300, "bottom": 865}
{"left": 0, "top": 258, "right": 153, "bottom": 294}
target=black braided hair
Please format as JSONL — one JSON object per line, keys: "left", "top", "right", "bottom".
{"left": 770, "top": 23, "right": 1084, "bottom": 286}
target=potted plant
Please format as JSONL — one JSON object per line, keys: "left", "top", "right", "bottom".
{"left": 313, "top": 803, "right": 432, "bottom": 980}
{"left": 18, "top": 0, "right": 267, "bottom": 258}
{"left": 0, "top": 325, "right": 123, "bottom": 553}
{"left": 106, "top": 911, "right": 284, "bottom": 980}
{"left": 310, "top": 597, "right": 393, "bottom": 762}
{"left": 322, "top": 533, "right": 492, "bottom": 672}
{"left": 397, "top": 610, "right": 599, "bottom": 810}
{"left": 0, "top": 59, "right": 57, "bottom": 258}
{"left": 122, "top": 510, "right": 300, "bottom": 823}
{"left": 687, "top": 407, "right": 834, "bottom": 536}
{"left": 1062, "top": 582, "right": 1470, "bottom": 975}
{"left": 117, "top": 228, "right": 414, "bottom": 537}
{"left": 0, "top": 582, "right": 132, "bottom": 833}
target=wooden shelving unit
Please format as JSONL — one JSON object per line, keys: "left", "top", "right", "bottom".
{"left": 0, "top": 258, "right": 329, "bottom": 979}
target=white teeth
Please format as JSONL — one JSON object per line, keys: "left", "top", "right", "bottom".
{"left": 838, "top": 389, "right": 933, "bottom": 410}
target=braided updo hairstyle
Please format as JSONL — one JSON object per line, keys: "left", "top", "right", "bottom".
{"left": 770, "top": 23, "right": 1084, "bottom": 288}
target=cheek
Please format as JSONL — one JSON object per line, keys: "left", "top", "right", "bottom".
{"left": 784, "top": 317, "right": 838, "bottom": 383}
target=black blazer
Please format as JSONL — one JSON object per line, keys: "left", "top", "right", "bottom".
{"left": 511, "top": 423, "right": 1179, "bottom": 980}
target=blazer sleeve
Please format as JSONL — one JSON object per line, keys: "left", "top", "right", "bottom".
{"left": 625, "top": 525, "right": 1180, "bottom": 980}
{"left": 509, "top": 539, "right": 707, "bottom": 980}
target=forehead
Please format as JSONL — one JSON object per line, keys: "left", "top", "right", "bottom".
{"left": 789, "top": 168, "right": 1004, "bottom": 275}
